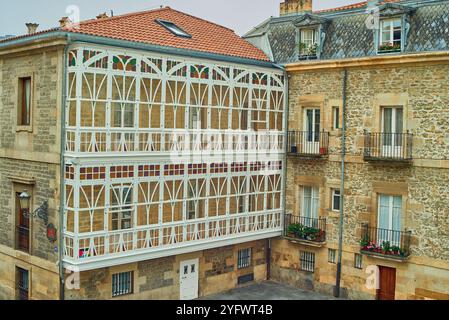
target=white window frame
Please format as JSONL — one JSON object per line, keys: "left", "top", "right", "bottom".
{"left": 112, "top": 102, "right": 134, "bottom": 128}
{"left": 300, "top": 28, "right": 318, "bottom": 55}
{"left": 300, "top": 186, "right": 319, "bottom": 219}
{"left": 378, "top": 18, "right": 402, "bottom": 52}
{"left": 112, "top": 271, "right": 133, "bottom": 297}
{"left": 331, "top": 189, "right": 341, "bottom": 212}
{"left": 111, "top": 186, "right": 133, "bottom": 230}
{"left": 300, "top": 251, "right": 315, "bottom": 273}
{"left": 332, "top": 106, "right": 340, "bottom": 130}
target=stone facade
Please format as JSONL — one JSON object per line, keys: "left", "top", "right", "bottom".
{"left": 64, "top": 240, "right": 267, "bottom": 300}
{"left": 0, "top": 44, "right": 64, "bottom": 299}
{"left": 273, "top": 57, "right": 449, "bottom": 300}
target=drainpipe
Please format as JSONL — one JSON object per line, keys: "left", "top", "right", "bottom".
{"left": 266, "top": 239, "right": 271, "bottom": 280}
{"left": 59, "top": 33, "right": 71, "bottom": 300}
{"left": 335, "top": 68, "right": 348, "bottom": 298}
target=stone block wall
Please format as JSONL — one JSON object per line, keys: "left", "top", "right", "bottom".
{"left": 65, "top": 240, "right": 268, "bottom": 300}
{"left": 0, "top": 45, "right": 63, "bottom": 299}
{"left": 280, "top": 61, "right": 449, "bottom": 299}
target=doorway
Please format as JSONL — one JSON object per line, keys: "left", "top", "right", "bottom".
{"left": 180, "top": 259, "right": 199, "bottom": 300}
{"left": 377, "top": 266, "right": 396, "bottom": 300}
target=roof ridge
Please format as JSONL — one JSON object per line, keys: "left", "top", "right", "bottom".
{"left": 64, "top": 6, "right": 170, "bottom": 30}
{"left": 65, "top": 6, "right": 235, "bottom": 34}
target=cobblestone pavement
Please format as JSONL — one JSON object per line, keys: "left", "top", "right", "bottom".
{"left": 199, "top": 281, "right": 342, "bottom": 300}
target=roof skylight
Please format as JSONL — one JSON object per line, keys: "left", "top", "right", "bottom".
{"left": 156, "top": 19, "right": 192, "bottom": 38}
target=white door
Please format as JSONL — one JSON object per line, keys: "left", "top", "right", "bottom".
{"left": 303, "top": 108, "right": 321, "bottom": 154}
{"left": 180, "top": 259, "right": 199, "bottom": 300}
{"left": 382, "top": 107, "right": 403, "bottom": 158}
{"left": 378, "top": 195, "right": 402, "bottom": 247}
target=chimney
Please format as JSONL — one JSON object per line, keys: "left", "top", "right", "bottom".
{"left": 59, "top": 17, "right": 72, "bottom": 28}
{"left": 96, "top": 12, "right": 109, "bottom": 19}
{"left": 280, "top": 0, "right": 313, "bottom": 16}
{"left": 26, "top": 23, "right": 39, "bottom": 35}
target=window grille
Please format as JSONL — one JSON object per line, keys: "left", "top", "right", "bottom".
{"left": 112, "top": 271, "right": 133, "bottom": 297}
{"left": 300, "top": 251, "right": 315, "bottom": 272}
{"left": 238, "top": 248, "right": 252, "bottom": 269}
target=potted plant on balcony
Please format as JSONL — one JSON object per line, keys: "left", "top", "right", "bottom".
{"left": 287, "top": 223, "right": 301, "bottom": 238}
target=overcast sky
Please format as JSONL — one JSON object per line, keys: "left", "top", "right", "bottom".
{"left": 0, "top": 0, "right": 357, "bottom": 36}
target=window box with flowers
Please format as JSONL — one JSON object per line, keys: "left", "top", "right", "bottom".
{"left": 360, "top": 236, "right": 410, "bottom": 260}
{"left": 298, "top": 42, "right": 319, "bottom": 60}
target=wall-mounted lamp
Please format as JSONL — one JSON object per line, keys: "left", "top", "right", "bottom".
{"left": 18, "top": 191, "right": 49, "bottom": 225}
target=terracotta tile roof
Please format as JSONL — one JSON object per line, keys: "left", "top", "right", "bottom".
{"left": 62, "top": 6, "right": 269, "bottom": 61}
{"left": 1, "top": 7, "right": 269, "bottom": 62}
{"left": 314, "top": 0, "right": 400, "bottom": 14}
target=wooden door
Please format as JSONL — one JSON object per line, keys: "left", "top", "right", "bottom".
{"left": 377, "top": 266, "right": 396, "bottom": 300}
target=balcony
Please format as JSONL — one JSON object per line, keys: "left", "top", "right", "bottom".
{"left": 360, "top": 224, "right": 411, "bottom": 261}
{"left": 64, "top": 211, "right": 282, "bottom": 270}
{"left": 16, "top": 226, "right": 30, "bottom": 253}
{"left": 283, "top": 214, "right": 326, "bottom": 247}
{"left": 65, "top": 129, "right": 285, "bottom": 156}
{"left": 287, "top": 131, "right": 329, "bottom": 158}
{"left": 364, "top": 131, "right": 413, "bottom": 163}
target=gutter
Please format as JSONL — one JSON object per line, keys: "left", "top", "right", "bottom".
{"left": 0, "top": 31, "right": 279, "bottom": 70}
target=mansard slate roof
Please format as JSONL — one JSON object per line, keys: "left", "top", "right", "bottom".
{"left": 0, "top": 7, "right": 270, "bottom": 62}
{"left": 244, "top": 0, "right": 449, "bottom": 64}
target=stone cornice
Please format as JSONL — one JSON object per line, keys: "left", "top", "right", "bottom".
{"left": 285, "top": 51, "right": 449, "bottom": 72}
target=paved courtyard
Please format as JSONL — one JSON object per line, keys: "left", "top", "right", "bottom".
{"left": 200, "top": 281, "right": 341, "bottom": 300}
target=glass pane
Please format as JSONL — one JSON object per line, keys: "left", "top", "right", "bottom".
{"left": 378, "top": 195, "right": 390, "bottom": 230}
{"left": 303, "top": 187, "right": 311, "bottom": 218}
{"left": 383, "top": 108, "right": 393, "bottom": 146}
{"left": 306, "top": 110, "right": 313, "bottom": 141}
{"left": 314, "top": 109, "right": 321, "bottom": 141}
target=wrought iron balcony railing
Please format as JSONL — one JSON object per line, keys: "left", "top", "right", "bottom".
{"left": 16, "top": 226, "right": 30, "bottom": 253}
{"left": 287, "top": 131, "right": 329, "bottom": 157}
{"left": 360, "top": 224, "right": 411, "bottom": 259}
{"left": 364, "top": 131, "right": 413, "bottom": 161}
{"left": 284, "top": 213, "right": 326, "bottom": 243}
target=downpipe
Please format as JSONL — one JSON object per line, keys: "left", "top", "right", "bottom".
{"left": 335, "top": 68, "right": 348, "bottom": 298}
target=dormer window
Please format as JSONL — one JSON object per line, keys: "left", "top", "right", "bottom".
{"left": 299, "top": 28, "right": 318, "bottom": 59}
{"left": 378, "top": 18, "right": 402, "bottom": 54}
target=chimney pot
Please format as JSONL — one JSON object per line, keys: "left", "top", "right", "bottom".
{"left": 280, "top": 0, "right": 313, "bottom": 16}
{"left": 26, "top": 23, "right": 39, "bottom": 35}
{"left": 96, "top": 12, "right": 109, "bottom": 19}
{"left": 59, "top": 17, "right": 72, "bottom": 28}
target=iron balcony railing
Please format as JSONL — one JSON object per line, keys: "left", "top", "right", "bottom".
{"left": 16, "top": 226, "right": 30, "bottom": 253}
{"left": 364, "top": 131, "right": 413, "bottom": 161}
{"left": 360, "top": 224, "right": 411, "bottom": 258}
{"left": 284, "top": 213, "right": 326, "bottom": 243}
{"left": 288, "top": 131, "right": 329, "bottom": 156}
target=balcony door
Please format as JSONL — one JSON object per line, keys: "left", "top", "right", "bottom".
{"left": 303, "top": 108, "right": 321, "bottom": 154}
{"left": 381, "top": 107, "right": 403, "bottom": 157}
{"left": 301, "top": 186, "right": 319, "bottom": 227}
{"left": 378, "top": 195, "right": 402, "bottom": 246}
